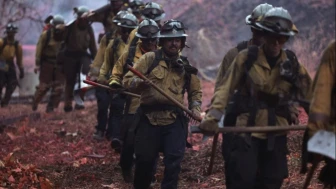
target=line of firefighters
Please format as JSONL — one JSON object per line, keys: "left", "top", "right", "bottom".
{"left": 0, "top": 0, "right": 334, "bottom": 189}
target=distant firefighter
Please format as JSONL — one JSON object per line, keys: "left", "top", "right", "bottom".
{"left": 32, "top": 15, "right": 66, "bottom": 113}
{"left": 0, "top": 23, "right": 24, "bottom": 107}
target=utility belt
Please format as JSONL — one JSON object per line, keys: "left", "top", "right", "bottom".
{"left": 226, "top": 92, "right": 290, "bottom": 120}
{"left": 41, "top": 55, "right": 57, "bottom": 62}
{"left": 0, "top": 60, "right": 14, "bottom": 72}
{"left": 64, "top": 50, "right": 91, "bottom": 59}
{"left": 140, "top": 104, "right": 184, "bottom": 115}
{"left": 226, "top": 91, "right": 291, "bottom": 151}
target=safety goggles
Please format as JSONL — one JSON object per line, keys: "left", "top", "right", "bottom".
{"left": 142, "top": 8, "right": 162, "bottom": 17}
{"left": 262, "top": 20, "right": 291, "bottom": 33}
{"left": 119, "top": 19, "right": 137, "bottom": 26}
{"left": 161, "top": 20, "right": 185, "bottom": 31}
{"left": 138, "top": 25, "right": 159, "bottom": 35}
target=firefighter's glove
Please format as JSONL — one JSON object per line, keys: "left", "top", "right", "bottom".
{"left": 34, "top": 66, "right": 40, "bottom": 74}
{"left": 19, "top": 68, "right": 24, "bottom": 79}
{"left": 109, "top": 80, "right": 122, "bottom": 88}
{"left": 131, "top": 77, "right": 150, "bottom": 89}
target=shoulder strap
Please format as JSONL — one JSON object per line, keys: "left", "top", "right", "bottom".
{"left": 105, "top": 32, "right": 113, "bottom": 46}
{"left": 245, "top": 45, "right": 259, "bottom": 72}
{"left": 0, "top": 38, "right": 8, "bottom": 55}
{"left": 284, "top": 49, "right": 300, "bottom": 81}
{"left": 125, "top": 36, "right": 139, "bottom": 67}
{"left": 284, "top": 49, "right": 298, "bottom": 63}
{"left": 112, "top": 37, "right": 121, "bottom": 51}
{"left": 14, "top": 40, "right": 19, "bottom": 53}
{"left": 44, "top": 29, "right": 52, "bottom": 49}
{"left": 111, "top": 38, "right": 121, "bottom": 66}
{"left": 236, "top": 41, "right": 249, "bottom": 53}
{"left": 146, "top": 49, "right": 163, "bottom": 75}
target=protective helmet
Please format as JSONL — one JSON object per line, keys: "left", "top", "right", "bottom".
{"left": 51, "top": 15, "right": 65, "bottom": 27}
{"left": 75, "top": 6, "right": 90, "bottom": 17}
{"left": 245, "top": 3, "right": 273, "bottom": 29}
{"left": 118, "top": 13, "right": 138, "bottom": 28}
{"left": 5, "top": 23, "right": 18, "bottom": 33}
{"left": 141, "top": 2, "right": 165, "bottom": 21}
{"left": 256, "top": 7, "right": 297, "bottom": 36}
{"left": 113, "top": 10, "right": 128, "bottom": 23}
{"left": 135, "top": 19, "right": 159, "bottom": 38}
{"left": 159, "top": 20, "right": 188, "bottom": 38}
{"left": 129, "top": 0, "right": 145, "bottom": 13}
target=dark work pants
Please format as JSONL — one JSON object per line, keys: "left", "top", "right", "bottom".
{"left": 63, "top": 55, "right": 91, "bottom": 107}
{"left": 95, "top": 88, "right": 124, "bottom": 139}
{"left": 134, "top": 116, "right": 186, "bottom": 189}
{"left": 120, "top": 114, "right": 158, "bottom": 183}
{"left": 221, "top": 113, "right": 238, "bottom": 187}
{"left": 224, "top": 135, "right": 288, "bottom": 189}
{"left": 120, "top": 114, "right": 136, "bottom": 170}
{"left": 95, "top": 88, "right": 111, "bottom": 133}
{"left": 0, "top": 66, "right": 18, "bottom": 106}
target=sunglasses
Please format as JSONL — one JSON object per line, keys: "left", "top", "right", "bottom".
{"left": 141, "top": 38, "right": 157, "bottom": 42}
{"left": 121, "top": 27, "right": 134, "bottom": 33}
{"left": 265, "top": 34, "right": 288, "bottom": 44}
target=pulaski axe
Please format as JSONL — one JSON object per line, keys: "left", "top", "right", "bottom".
{"left": 82, "top": 80, "right": 140, "bottom": 98}
{"left": 126, "top": 65, "right": 202, "bottom": 122}
{"left": 191, "top": 124, "right": 307, "bottom": 175}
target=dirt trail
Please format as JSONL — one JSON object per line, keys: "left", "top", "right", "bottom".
{"left": 0, "top": 82, "right": 324, "bottom": 188}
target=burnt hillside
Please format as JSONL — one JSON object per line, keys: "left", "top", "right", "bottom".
{"left": 169, "top": 0, "right": 335, "bottom": 74}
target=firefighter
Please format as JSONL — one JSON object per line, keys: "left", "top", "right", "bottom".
{"left": 0, "top": 23, "right": 23, "bottom": 107}
{"left": 199, "top": 7, "right": 313, "bottom": 189}
{"left": 88, "top": 0, "right": 128, "bottom": 41}
{"left": 129, "top": 0, "right": 145, "bottom": 22}
{"left": 90, "top": 13, "right": 138, "bottom": 144}
{"left": 301, "top": 40, "right": 335, "bottom": 188}
{"left": 108, "top": 18, "right": 159, "bottom": 183}
{"left": 214, "top": 3, "right": 274, "bottom": 186}
{"left": 123, "top": 19, "right": 202, "bottom": 189}
{"left": 32, "top": 15, "right": 65, "bottom": 112}
{"left": 58, "top": 6, "right": 97, "bottom": 112}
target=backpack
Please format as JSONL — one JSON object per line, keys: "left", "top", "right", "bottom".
{"left": 225, "top": 45, "right": 300, "bottom": 127}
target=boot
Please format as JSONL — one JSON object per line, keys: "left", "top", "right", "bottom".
{"left": 121, "top": 168, "right": 133, "bottom": 183}
{"left": 93, "top": 130, "right": 105, "bottom": 141}
{"left": 74, "top": 103, "right": 85, "bottom": 110}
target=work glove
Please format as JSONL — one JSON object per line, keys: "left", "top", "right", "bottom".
{"left": 191, "top": 108, "right": 201, "bottom": 119}
{"left": 198, "top": 114, "right": 219, "bottom": 134}
{"left": 19, "top": 68, "right": 24, "bottom": 79}
{"left": 109, "top": 80, "right": 122, "bottom": 88}
{"left": 34, "top": 66, "right": 40, "bottom": 74}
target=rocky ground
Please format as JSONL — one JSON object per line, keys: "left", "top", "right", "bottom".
{"left": 0, "top": 81, "right": 325, "bottom": 189}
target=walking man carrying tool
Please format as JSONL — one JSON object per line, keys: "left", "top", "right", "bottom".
{"left": 198, "top": 7, "right": 313, "bottom": 189}
{"left": 123, "top": 19, "right": 202, "bottom": 189}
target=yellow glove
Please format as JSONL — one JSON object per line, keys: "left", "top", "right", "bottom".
{"left": 109, "top": 80, "right": 122, "bottom": 88}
